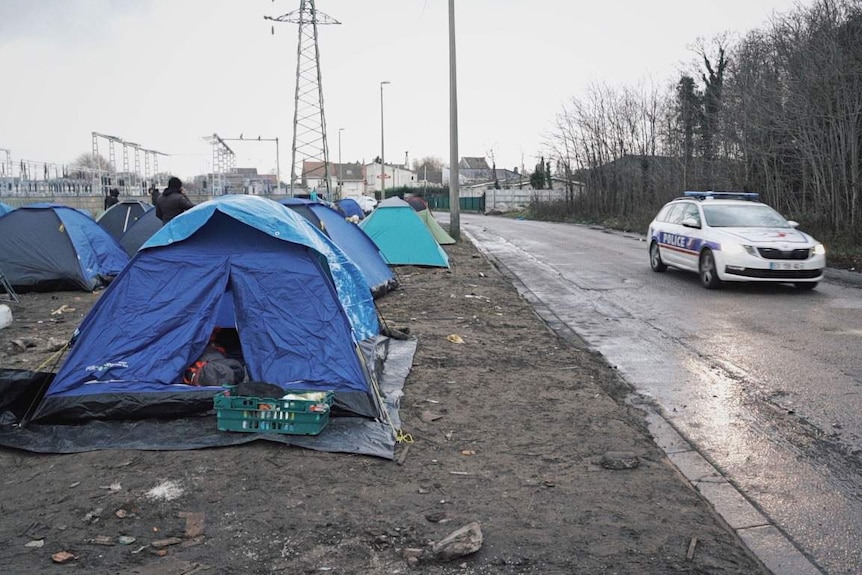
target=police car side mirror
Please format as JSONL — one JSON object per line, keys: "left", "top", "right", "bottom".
{"left": 787, "top": 220, "right": 799, "bottom": 228}
{"left": 681, "top": 217, "right": 701, "bottom": 229}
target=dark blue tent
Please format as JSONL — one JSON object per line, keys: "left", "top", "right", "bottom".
{"left": 118, "top": 207, "right": 162, "bottom": 256}
{"left": 0, "top": 204, "right": 130, "bottom": 292}
{"left": 31, "top": 195, "right": 383, "bottom": 423}
{"left": 336, "top": 198, "right": 365, "bottom": 220}
{"left": 280, "top": 198, "right": 397, "bottom": 297}
{"left": 97, "top": 199, "right": 152, "bottom": 240}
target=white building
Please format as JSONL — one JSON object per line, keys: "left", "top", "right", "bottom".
{"left": 363, "top": 162, "right": 419, "bottom": 194}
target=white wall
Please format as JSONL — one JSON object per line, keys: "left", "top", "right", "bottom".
{"left": 481, "top": 187, "right": 567, "bottom": 212}
{"left": 363, "top": 163, "right": 418, "bottom": 193}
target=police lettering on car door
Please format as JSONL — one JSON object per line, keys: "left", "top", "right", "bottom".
{"left": 658, "top": 232, "right": 700, "bottom": 254}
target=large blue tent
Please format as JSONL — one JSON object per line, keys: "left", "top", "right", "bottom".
{"left": 0, "top": 204, "right": 129, "bottom": 292}
{"left": 280, "top": 198, "right": 397, "bottom": 297}
{"left": 31, "top": 195, "right": 383, "bottom": 423}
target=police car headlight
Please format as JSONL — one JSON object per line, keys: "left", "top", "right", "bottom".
{"left": 813, "top": 244, "right": 826, "bottom": 255}
{"left": 723, "top": 243, "right": 757, "bottom": 256}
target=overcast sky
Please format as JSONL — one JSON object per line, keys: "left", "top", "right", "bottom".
{"left": 0, "top": 0, "right": 803, "bottom": 181}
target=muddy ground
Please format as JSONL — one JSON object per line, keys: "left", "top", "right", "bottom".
{"left": 0, "top": 237, "right": 769, "bottom": 574}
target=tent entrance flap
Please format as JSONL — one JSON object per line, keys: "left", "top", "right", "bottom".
{"left": 216, "top": 284, "right": 236, "bottom": 328}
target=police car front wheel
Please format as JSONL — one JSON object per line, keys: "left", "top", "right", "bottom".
{"left": 699, "top": 250, "right": 723, "bottom": 289}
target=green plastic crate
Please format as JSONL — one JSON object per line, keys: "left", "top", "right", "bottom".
{"left": 214, "top": 390, "right": 333, "bottom": 435}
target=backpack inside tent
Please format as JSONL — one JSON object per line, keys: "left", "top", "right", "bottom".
{"left": 359, "top": 197, "right": 450, "bottom": 267}
{"left": 30, "top": 195, "right": 384, "bottom": 425}
{"left": 97, "top": 199, "right": 152, "bottom": 240}
{"left": 0, "top": 204, "right": 130, "bottom": 292}
{"left": 280, "top": 198, "right": 397, "bottom": 297}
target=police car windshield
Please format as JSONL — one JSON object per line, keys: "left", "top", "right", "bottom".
{"left": 702, "top": 204, "right": 790, "bottom": 228}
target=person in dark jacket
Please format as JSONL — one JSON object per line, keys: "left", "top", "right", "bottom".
{"left": 104, "top": 188, "right": 120, "bottom": 210}
{"left": 149, "top": 184, "right": 160, "bottom": 206}
{"left": 156, "top": 177, "right": 194, "bottom": 224}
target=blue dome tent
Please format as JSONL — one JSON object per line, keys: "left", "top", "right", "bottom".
{"left": 97, "top": 199, "right": 152, "bottom": 240}
{"left": 280, "top": 198, "right": 397, "bottom": 297}
{"left": 335, "top": 198, "right": 365, "bottom": 220}
{"left": 0, "top": 204, "right": 129, "bottom": 292}
{"left": 118, "top": 207, "right": 162, "bottom": 256}
{"left": 31, "top": 195, "right": 384, "bottom": 423}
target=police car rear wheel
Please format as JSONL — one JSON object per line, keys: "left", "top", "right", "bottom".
{"left": 650, "top": 242, "right": 667, "bottom": 272}
{"left": 699, "top": 250, "right": 722, "bottom": 289}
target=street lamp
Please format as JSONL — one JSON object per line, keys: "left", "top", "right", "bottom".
{"left": 338, "top": 128, "right": 344, "bottom": 198}
{"left": 380, "top": 80, "right": 391, "bottom": 198}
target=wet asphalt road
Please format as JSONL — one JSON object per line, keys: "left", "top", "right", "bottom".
{"left": 446, "top": 213, "right": 862, "bottom": 575}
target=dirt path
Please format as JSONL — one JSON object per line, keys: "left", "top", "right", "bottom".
{"left": 0, "top": 238, "right": 768, "bottom": 574}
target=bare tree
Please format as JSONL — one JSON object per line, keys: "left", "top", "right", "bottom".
{"left": 71, "top": 153, "right": 114, "bottom": 172}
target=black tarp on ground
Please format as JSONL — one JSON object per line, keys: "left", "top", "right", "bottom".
{"left": 0, "top": 338, "right": 415, "bottom": 459}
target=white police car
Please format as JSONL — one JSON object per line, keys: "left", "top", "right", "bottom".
{"left": 647, "top": 192, "right": 826, "bottom": 289}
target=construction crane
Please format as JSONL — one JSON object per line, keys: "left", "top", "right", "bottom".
{"left": 265, "top": 1, "right": 339, "bottom": 197}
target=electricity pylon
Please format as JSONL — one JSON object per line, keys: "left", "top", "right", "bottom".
{"left": 265, "top": 1, "right": 340, "bottom": 197}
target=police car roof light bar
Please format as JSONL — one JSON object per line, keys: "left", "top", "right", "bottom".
{"left": 683, "top": 191, "right": 760, "bottom": 201}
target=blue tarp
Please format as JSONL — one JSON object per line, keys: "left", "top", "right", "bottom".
{"left": 31, "top": 195, "right": 383, "bottom": 423}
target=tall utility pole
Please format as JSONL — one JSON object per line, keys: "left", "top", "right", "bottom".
{"left": 266, "top": 1, "right": 340, "bottom": 197}
{"left": 338, "top": 128, "right": 344, "bottom": 196}
{"left": 448, "top": 0, "right": 461, "bottom": 240}
{"left": 380, "top": 80, "right": 390, "bottom": 198}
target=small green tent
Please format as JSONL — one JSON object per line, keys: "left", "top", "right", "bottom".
{"left": 417, "top": 209, "right": 456, "bottom": 245}
{"left": 359, "top": 197, "right": 450, "bottom": 267}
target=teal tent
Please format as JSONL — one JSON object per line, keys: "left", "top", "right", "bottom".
{"left": 359, "top": 197, "right": 449, "bottom": 267}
